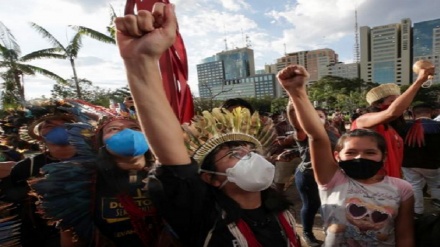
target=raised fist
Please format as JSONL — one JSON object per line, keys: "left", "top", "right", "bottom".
{"left": 277, "top": 65, "right": 310, "bottom": 91}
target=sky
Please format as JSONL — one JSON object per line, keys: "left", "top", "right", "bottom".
{"left": 1, "top": 0, "right": 439, "bottom": 100}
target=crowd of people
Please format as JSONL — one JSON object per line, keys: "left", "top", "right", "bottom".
{"left": 0, "top": 3, "right": 440, "bottom": 247}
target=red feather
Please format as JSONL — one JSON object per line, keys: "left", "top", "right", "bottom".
{"left": 125, "top": 0, "right": 195, "bottom": 124}
{"left": 405, "top": 119, "right": 425, "bottom": 147}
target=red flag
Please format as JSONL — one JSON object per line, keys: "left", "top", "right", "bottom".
{"left": 125, "top": 0, "right": 194, "bottom": 124}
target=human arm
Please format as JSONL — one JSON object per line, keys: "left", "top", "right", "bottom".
{"left": 286, "top": 101, "right": 307, "bottom": 142}
{"left": 277, "top": 65, "right": 338, "bottom": 185}
{"left": 115, "top": 3, "right": 190, "bottom": 165}
{"left": 356, "top": 67, "right": 434, "bottom": 128}
{"left": 394, "top": 196, "right": 415, "bottom": 247}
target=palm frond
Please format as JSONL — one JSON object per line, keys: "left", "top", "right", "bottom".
{"left": 68, "top": 32, "right": 83, "bottom": 58}
{"left": 70, "top": 26, "right": 115, "bottom": 45}
{"left": 18, "top": 63, "right": 66, "bottom": 84}
{"left": 0, "top": 21, "right": 21, "bottom": 53}
{"left": 0, "top": 47, "right": 19, "bottom": 61}
{"left": 29, "top": 22, "right": 66, "bottom": 52}
{"left": 14, "top": 64, "right": 36, "bottom": 75}
{"left": 20, "top": 48, "right": 66, "bottom": 62}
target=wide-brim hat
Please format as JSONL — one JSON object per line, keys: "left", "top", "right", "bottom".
{"left": 366, "top": 83, "right": 401, "bottom": 105}
{"left": 27, "top": 114, "right": 76, "bottom": 140}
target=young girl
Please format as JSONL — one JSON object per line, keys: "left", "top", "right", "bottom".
{"left": 278, "top": 65, "right": 415, "bottom": 246}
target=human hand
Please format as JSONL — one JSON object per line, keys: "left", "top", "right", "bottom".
{"left": 415, "top": 66, "right": 435, "bottom": 84}
{"left": 115, "top": 3, "right": 177, "bottom": 60}
{"left": 277, "top": 65, "right": 310, "bottom": 92}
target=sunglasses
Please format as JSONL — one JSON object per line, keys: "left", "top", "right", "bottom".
{"left": 346, "top": 203, "right": 390, "bottom": 224}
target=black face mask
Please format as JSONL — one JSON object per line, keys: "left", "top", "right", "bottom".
{"left": 338, "top": 158, "right": 383, "bottom": 180}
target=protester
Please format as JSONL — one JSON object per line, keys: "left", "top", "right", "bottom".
{"left": 119, "top": 95, "right": 137, "bottom": 118}
{"left": 114, "top": 3, "right": 301, "bottom": 246}
{"left": 278, "top": 64, "right": 415, "bottom": 246}
{"left": 28, "top": 112, "right": 179, "bottom": 246}
{"left": 6, "top": 111, "right": 78, "bottom": 247}
{"left": 287, "top": 103, "right": 338, "bottom": 246}
{"left": 350, "top": 108, "right": 362, "bottom": 123}
{"left": 330, "top": 109, "right": 346, "bottom": 135}
{"left": 402, "top": 102, "right": 440, "bottom": 217}
{"left": 351, "top": 66, "right": 434, "bottom": 178}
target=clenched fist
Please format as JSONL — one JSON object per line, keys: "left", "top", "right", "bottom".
{"left": 277, "top": 65, "right": 310, "bottom": 91}
{"left": 115, "top": 3, "right": 177, "bottom": 60}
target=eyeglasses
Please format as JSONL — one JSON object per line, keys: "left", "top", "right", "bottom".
{"left": 346, "top": 203, "right": 390, "bottom": 224}
{"left": 215, "top": 146, "right": 255, "bottom": 163}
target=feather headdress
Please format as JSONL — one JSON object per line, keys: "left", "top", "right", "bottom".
{"left": 182, "top": 107, "right": 277, "bottom": 165}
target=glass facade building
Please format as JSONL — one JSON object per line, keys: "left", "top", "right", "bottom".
{"left": 197, "top": 47, "right": 275, "bottom": 99}
{"left": 413, "top": 18, "right": 440, "bottom": 84}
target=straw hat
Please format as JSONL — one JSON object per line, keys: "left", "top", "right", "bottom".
{"left": 366, "top": 83, "right": 401, "bottom": 105}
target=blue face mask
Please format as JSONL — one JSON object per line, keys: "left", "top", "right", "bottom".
{"left": 43, "top": 126, "right": 70, "bottom": 146}
{"left": 104, "top": 128, "right": 149, "bottom": 157}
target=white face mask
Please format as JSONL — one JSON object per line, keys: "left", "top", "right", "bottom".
{"left": 201, "top": 153, "right": 275, "bottom": 192}
{"left": 320, "top": 118, "right": 326, "bottom": 125}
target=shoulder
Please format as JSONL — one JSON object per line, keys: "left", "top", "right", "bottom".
{"left": 385, "top": 176, "right": 414, "bottom": 201}
{"left": 319, "top": 169, "right": 348, "bottom": 191}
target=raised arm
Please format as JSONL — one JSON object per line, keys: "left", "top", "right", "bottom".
{"left": 356, "top": 67, "right": 434, "bottom": 128}
{"left": 115, "top": 3, "right": 190, "bottom": 165}
{"left": 278, "top": 65, "right": 338, "bottom": 185}
{"left": 286, "top": 101, "right": 307, "bottom": 142}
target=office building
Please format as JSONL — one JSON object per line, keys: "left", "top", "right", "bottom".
{"left": 413, "top": 18, "right": 440, "bottom": 84}
{"left": 325, "top": 62, "right": 360, "bottom": 79}
{"left": 360, "top": 18, "right": 412, "bottom": 85}
{"left": 197, "top": 47, "right": 276, "bottom": 99}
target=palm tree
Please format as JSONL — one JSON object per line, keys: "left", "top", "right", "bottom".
{"left": 0, "top": 21, "right": 66, "bottom": 107}
{"left": 31, "top": 21, "right": 116, "bottom": 99}
{"left": 70, "top": 4, "right": 117, "bottom": 43}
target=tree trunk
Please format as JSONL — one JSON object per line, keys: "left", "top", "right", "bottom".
{"left": 70, "top": 58, "right": 82, "bottom": 99}
{"left": 14, "top": 70, "right": 26, "bottom": 107}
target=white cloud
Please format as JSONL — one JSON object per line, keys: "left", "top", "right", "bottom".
{"left": 219, "top": 0, "right": 251, "bottom": 12}
{"left": 2, "top": 0, "right": 440, "bottom": 100}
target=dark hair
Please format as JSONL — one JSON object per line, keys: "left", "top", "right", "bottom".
{"left": 366, "top": 100, "right": 406, "bottom": 134}
{"left": 315, "top": 107, "right": 327, "bottom": 116}
{"left": 335, "top": 129, "right": 387, "bottom": 155}
{"left": 220, "top": 98, "right": 255, "bottom": 114}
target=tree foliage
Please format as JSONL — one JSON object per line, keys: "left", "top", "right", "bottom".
{"left": 0, "top": 21, "right": 65, "bottom": 107}
{"left": 307, "top": 76, "right": 379, "bottom": 112}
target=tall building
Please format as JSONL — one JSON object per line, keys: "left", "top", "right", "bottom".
{"left": 360, "top": 18, "right": 412, "bottom": 85}
{"left": 272, "top": 49, "right": 338, "bottom": 96}
{"left": 216, "top": 48, "right": 255, "bottom": 80}
{"left": 413, "top": 18, "right": 440, "bottom": 84}
{"left": 204, "top": 74, "right": 277, "bottom": 101}
{"left": 325, "top": 62, "right": 360, "bottom": 79}
{"left": 274, "top": 49, "right": 338, "bottom": 81}
{"left": 197, "top": 47, "right": 276, "bottom": 99}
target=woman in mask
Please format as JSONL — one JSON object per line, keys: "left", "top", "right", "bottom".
{"left": 278, "top": 64, "right": 415, "bottom": 246}
{"left": 287, "top": 104, "right": 338, "bottom": 246}
{"left": 54, "top": 116, "right": 180, "bottom": 247}
{"left": 113, "top": 3, "right": 300, "bottom": 247}
{"left": 7, "top": 112, "right": 77, "bottom": 247}
{"left": 350, "top": 67, "right": 434, "bottom": 178}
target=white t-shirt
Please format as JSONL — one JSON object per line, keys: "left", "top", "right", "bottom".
{"left": 318, "top": 170, "right": 413, "bottom": 247}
